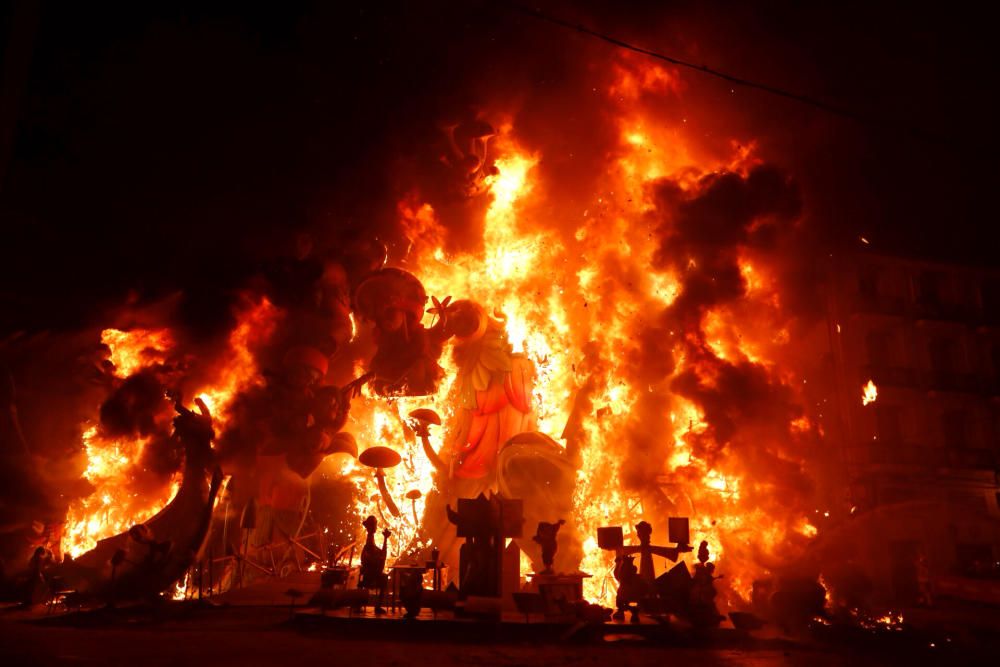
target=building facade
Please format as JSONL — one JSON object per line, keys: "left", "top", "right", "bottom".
{"left": 827, "top": 252, "right": 1000, "bottom": 602}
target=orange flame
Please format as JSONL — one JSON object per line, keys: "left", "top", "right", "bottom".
{"left": 64, "top": 57, "right": 819, "bottom": 613}
{"left": 366, "top": 60, "right": 819, "bottom": 607}
{"left": 62, "top": 299, "right": 278, "bottom": 559}
{"left": 101, "top": 328, "right": 173, "bottom": 378}
{"left": 862, "top": 379, "right": 878, "bottom": 406}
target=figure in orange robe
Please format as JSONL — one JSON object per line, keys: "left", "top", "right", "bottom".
{"left": 445, "top": 302, "right": 536, "bottom": 483}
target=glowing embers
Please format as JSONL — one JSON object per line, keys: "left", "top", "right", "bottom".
{"left": 861, "top": 610, "right": 905, "bottom": 632}
{"left": 862, "top": 379, "right": 878, "bottom": 406}
{"left": 172, "top": 571, "right": 191, "bottom": 601}
{"left": 101, "top": 328, "right": 173, "bottom": 378}
{"left": 702, "top": 469, "right": 741, "bottom": 501}
{"left": 795, "top": 519, "right": 819, "bottom": 538}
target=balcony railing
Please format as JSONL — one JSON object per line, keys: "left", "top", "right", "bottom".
{"left": 921, "top": 370, "right": 983, "bottom": 394}
{"left": 864, "top": 443, "right": 941, "bottom": 466}
{"left": 913, "top": 300, "right": 979, "bottom": 322}
{"left": 853, "top": 442, "right": 997, "bottom": 471}
{"left": 945, "top": 448, "right": 997, "bottom": 470}
{"left": 862, "top": 365, "right": 918, "bottom": 388}
{"left": 859, "top": 366, "right": 993, "bottom": 395}
{"left": 851, "top": 293, "right": 907, "bottom": 317}
{"left": 849, "top": 293, "right": 984, "bottom": 322}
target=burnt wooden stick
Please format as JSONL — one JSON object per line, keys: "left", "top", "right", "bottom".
{"left": 286, "top": 535, "right": 323, "bottom": 561}
{"left": 240, "top": 555, "right": 273, "bottom": 576}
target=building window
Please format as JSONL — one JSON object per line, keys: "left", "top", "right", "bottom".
{"left": 881, "top": 487, "right": 917, "bottom": 504}
{"left": 941, "top": 409, "right": 968, "bottom": 448}
{"left": 858, "top": 266, "right": 880, "bottom": 298}
{"left": 955, "top": 542, "right": 996, "bottom": 578}
{"left": 917, "top": 271, "right": 944, "bottom": 307}
{"left": 929, "top": 337, "right": 959, "bottom": 373}
{"left": 876, "top": 405, "right": 903, "bottom": 444}
{"left": 866, "top": 331, "right": 892, "bottom": 366}
{"left": 982, "top": 279, "right": 1000, "bottom": 316}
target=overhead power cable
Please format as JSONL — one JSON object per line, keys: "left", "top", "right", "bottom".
{"left": 503, "top": 2, "right": 958, "bottom": 147}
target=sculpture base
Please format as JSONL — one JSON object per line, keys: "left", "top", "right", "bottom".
{"left": 525, "top": 572, "right": 591, "bottom": 618}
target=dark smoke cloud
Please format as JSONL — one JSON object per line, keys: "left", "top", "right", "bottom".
{"left": 653, "top": 166, "right": 802, "bottom": 306}
{"left": 613, "top": 164, "right": 814, "bottom": 509}
{"left": 673, "top": 355, "right": 812, "bottom": 498}
{"left": 98, "top": 370, "right": 170, "bottom": 439}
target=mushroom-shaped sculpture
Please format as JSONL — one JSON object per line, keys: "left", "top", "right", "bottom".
{"left": 359, "top": 446, "right": 402, "bottom": 518}
{"left": 407, "top": 408, "right": 445, "bottom": 471}
{"left": 404, "top": 489, "right": 423, "bottom": 526}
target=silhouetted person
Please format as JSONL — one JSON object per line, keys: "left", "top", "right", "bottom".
{"left": 22, "top": 546, "right": 51, "bottom": 606}
{"left": 916, "top": 550, "right": 933, "bottom": 607}
{"left": 359, "top": 515, "right": 390, "bottom": 614}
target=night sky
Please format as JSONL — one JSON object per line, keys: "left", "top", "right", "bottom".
{"left": 1, "top": 1, "right": 998, "bottom": 336}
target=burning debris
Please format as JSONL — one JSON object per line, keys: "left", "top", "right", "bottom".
{"left": 861, "top": 379, "right": 878, "bottom": 406}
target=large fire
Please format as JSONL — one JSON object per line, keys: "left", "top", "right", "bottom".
{"left": 61, "top": 299, "right": 277, "bottom": 558}
{"left": 57, "top": 55, "right": 817, "bottom": 611}
{"left": 338, "top": 59, "right": 816, "bottom": 607}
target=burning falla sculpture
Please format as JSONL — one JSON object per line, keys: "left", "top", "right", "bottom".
{"left": 263, "top": 345, "right": 364, "bottom": 479}
{"left": 354, "top": 266, "right": 577, "bottom": 573}
{"left": 52, "top": 398, "right": 223, "bottom": 601}
{"left": 441, "top": 117, "right": 500, "bottom": 198}
{"left": 533, "top": 519, "right": 565, "bottom": 575}
{"left": 353, "top": 268, "right": 448, "bottom": 397}
{"left": 448, "top": 305, "right": 536, "bottom": 480}
{"left": 355, "top": 267, "right": 536, "bottom": 472}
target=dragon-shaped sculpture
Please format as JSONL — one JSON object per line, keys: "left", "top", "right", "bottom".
{"left": 52, "top": 398, "right": 223, "bottom": 602}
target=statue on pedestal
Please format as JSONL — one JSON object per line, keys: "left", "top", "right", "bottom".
{"left": 532, "top": 519, "right": 565, "bottom": 575}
